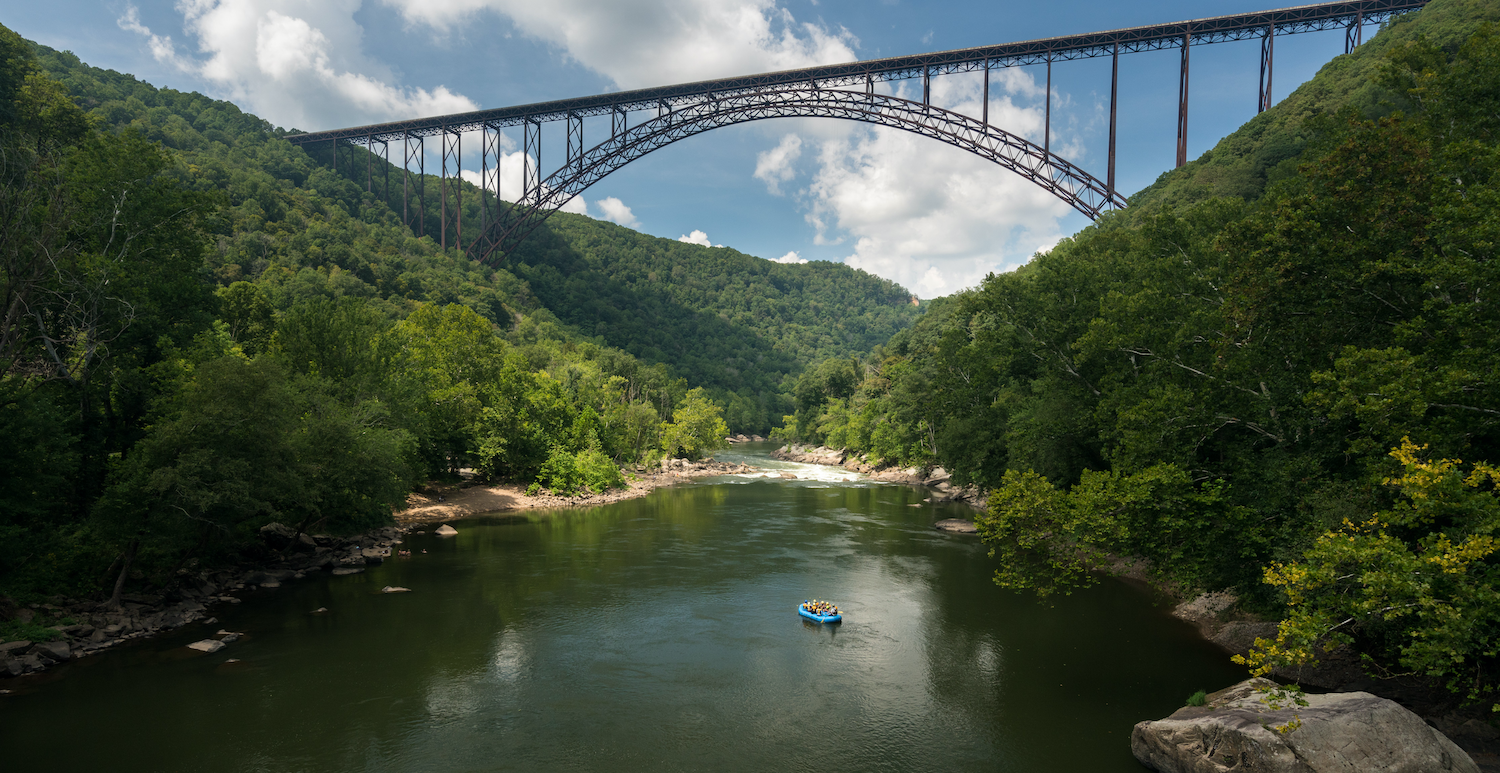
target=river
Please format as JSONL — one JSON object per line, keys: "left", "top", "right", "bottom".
{"left": 3, "top": 444, "right": 1243, "bottom": 772}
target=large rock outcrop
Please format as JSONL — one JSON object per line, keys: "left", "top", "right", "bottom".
{"left": 1132, "top": 678, "right": 1477, "bottom": 773}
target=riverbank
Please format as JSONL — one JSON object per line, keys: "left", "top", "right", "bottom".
{"left": 0, "top": 457, "right": 754, "bottom": 683}
{"left": 770, "top": 444, "right": 988, "bottom": 507}
{"left": 397, "top": 458, "right": 757, "bottom": 524}
{"left": 0, "top": 522, "right": 413, "bottom": 682}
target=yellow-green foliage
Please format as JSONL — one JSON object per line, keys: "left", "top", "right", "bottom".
{"left": 1236, "top": 439, "right": 1500, "bottom": 701}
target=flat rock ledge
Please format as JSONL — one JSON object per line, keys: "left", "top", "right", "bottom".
{"left": 933, "top": 519, "right": 978, "bottom": 534}
{"left": 1131, "top": 677, "right": 1478, "bottom": 773}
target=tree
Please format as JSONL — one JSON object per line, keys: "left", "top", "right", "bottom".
{"left": 1237, "top": 439, "right": 1500, "bottom": 704}
{"left": 659, "top": 387, "right": 729, "bottom": 461}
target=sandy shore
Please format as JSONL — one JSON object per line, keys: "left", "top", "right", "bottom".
{"left": 396, "top": 461, "right": 756, "bottom": 524}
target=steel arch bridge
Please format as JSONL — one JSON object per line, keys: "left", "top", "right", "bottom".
{"left": 286, "top": 0, "right": 1430, "bottom": 265}
{"left": 470, "top": 86, "right": 1124, "bottom": 262}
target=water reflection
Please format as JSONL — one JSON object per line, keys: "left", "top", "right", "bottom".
{"left": 4, "top": 444, "right": 1244, "bottom": 772}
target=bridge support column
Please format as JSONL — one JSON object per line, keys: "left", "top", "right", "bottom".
{"left": 612, "top": 108, "right": 627, "bottom": 138}
{"left": 922, "top": 65, "right": 930, "bottom": 107}
{"left": 523, "top": 119, "right": 541, "bottom": 205}
{"left": 440, "top": 127, "right": 461, "bottom": 252}
{"left": 1045, "top": 55, "right": 1052, "bottom": 156}
{"left": 404, "top": 132, "right": 424, "bottom": 237}
{"left": 482, "top": 124, "right": 501, "bottom": 233}
{"left": 567, "top": 113, "right": 583, "bottom": 172}
{"left": 1259, "top": 25, "right": 1275, "bottom": 113}
{"left": 378, "top": 138, "right": 390, "bottom": 205}
{"left": 1108, "top": 43, "right": 1118, "bottom": 200}
{"left": 1176, "top": 30, "right": 1190, "bottom": 168}
{"left": 1345, "top": 10, "right": 1364, "bottom": 53}
{"left": 982, "top": 61, "right": 989, "bottom": 126}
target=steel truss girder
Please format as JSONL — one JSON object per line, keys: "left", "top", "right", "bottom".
{"left": 522, "top": 120, "right": 541, "bottom": 201}
{"left": 1260, "top": 26, "right": 1276, "bottom": 113}
{"left": 403, "top": 133, "right": 424, "bottom": 236}
{"left": 468, "top": 87, "right": 1127, "bottom": 264}
{"left": 285, "top": 0, "right": 1428, "bottom": 148}
{"left": 440, "top": 127, "right": 461, "bottom": 251}
{"left": 481, "top": 125, "right": 502, "bottom": 235}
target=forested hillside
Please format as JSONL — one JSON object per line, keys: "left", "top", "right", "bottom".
{"left": 782, "top": 0, "right": 1500, "bottom": 705}
{"left": 27, "top": 43, "right": 918, "bottom": 435}
{"left": 506, "top": 218, "right": 917, "bottom": 432}
{"left": 1, "top": 24, "right": 847, "bottom": 609}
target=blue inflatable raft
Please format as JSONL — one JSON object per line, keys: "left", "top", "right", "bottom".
{"left": 799, "top": 602, "right": 842, "bottom": 624}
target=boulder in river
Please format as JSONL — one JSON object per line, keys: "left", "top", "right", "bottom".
{"left": 933, "top": 519, "right": 978, "bottom": 534}
{"left": 186, "top": 639, "right": 225, "bottom": 654}
{"left": 1131, "top": 677, "right": 1478, "bottom": 773}
{"left": 330, "top": 567, "right": 364, "bottom": 576}
{"left": 381, "top": 586, "right": 411, "bottom": 594}
{"left": 435, "top": 524, "right": 458, "bottom": 537}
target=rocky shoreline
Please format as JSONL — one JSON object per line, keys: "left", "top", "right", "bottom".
{"left": 1166, "top": 588, "right": 1500, "bottom": 770}
{"left": 0, "top": 522, "right": 416, "bottom": 681}
{"left": 398, "top": 458, "right": 757, "bottom": 524}
{"left": 770, "top": 444, "right": 986, "bottom": 517}
{"left": 1, "top": 457, "right": 755, "bottom": 682}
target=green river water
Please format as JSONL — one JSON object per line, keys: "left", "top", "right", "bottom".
{"left": 3, "top": 444, "right": 1244, "bottom": 772}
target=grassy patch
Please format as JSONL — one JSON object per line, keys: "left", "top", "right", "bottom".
{"left": 0, "top": 619, "right": 65, "bottom": 643}
{"left": 1185, "top": 689, "right": 1208, "bottom": 707}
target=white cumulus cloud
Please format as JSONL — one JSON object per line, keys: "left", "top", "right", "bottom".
{"left": 119, "top": 0, "right": 477, "bottom": 130}
{"left": 457, "top": 141, "right": 586, "bottom": 214}
{"left": 753, "top": 133, "right": 802, "bottom": 195}
{"left": 678, "top": 230, "right": 723, "bottom": 247}
{"left": 378, "top": 0, "right": 857, "bottom": 88}
{"left": 772, "top": 251, "right": 807, "bottom": 264}
{"left": 787, "top": 68, "right": 1088, "bottom": 297}
{"left": 594, "top": 197, "right": 640, "bottom": 228}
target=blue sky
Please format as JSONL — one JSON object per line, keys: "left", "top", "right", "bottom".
{"left": 6, "top": 1, "right": 1367, "bottom": 297}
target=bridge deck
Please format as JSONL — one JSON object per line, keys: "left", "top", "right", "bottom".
{"left": 285, "top": 0, "right": 1426, "bottom": 145}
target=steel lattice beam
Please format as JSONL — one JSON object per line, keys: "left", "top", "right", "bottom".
{"left": 285, "top": 0, "right": 1424, "bottom": 147}
{"left": 468, "top": 87, "right": 1126, "bottom": 264}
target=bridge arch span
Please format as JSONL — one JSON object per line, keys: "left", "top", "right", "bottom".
{"left": 471, "top": 86, "right": 1125, "bottom": 262}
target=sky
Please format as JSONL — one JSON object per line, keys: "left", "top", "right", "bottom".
{"left": 5, "top": 1, "right": 1368, "bottom": 298}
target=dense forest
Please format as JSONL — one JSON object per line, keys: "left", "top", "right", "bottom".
{"left": 781, "top": 0, "right": 1500, "bottom": 704}
{"left": 0, "top": 21, "right": 915, "bottom": 614}
{"left": 6, "top": 0, "right": 1500, "bottom": 715}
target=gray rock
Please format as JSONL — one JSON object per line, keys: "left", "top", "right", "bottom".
{"left": 259, "top": 522, "right": 298, "bottom": 549}
{"left": 330, "top": 567, "right": 364, "bottom": 576}
{"left": 1131, "top": 677, "right": 1478, "bottom": 773}
{"left": 435, "top": 524, "right": 458, "bottom": 537}
{"left": 33, "top": 640, "right": 70, "bottom": 661}
{"left": 1174, "top": 592, "right": 1238, "bottom": 627}
{"left": 259, "top": 581, "right": 281, "bottom": 589}
{"left": 0, "top": 640, "right": 31, "bottom": 655}
{"left": 381, "top": 586, "right": 412, "bottom": 594}
{"left": 933, "top": 519, "right": 978, "bottom": 534}
{"left": 186, "top": 639, "right": 225, "bottom": 653}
